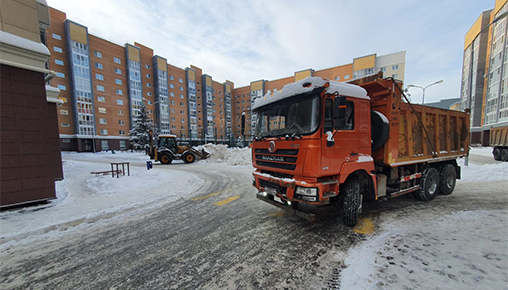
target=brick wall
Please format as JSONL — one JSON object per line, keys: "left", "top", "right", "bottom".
{"left": 1, "top": 65, "right": 63, "bottom": 207}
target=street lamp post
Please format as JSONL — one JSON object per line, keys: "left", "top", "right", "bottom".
{"left": 407, "top": 80, "right": 443, "bottom": 104}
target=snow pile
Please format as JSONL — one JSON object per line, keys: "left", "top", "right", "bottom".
{"left": 197, "top": 144, "right": 252, "bottom": 166}
{"left": 459, "top": 159, "right": 508, "bottom": 181}
{"left": 340, "top": 210, "right": 507, "bottom": 290}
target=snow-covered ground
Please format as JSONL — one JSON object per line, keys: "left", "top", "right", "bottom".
{"left": 0, "top": 145, "right": 251, "bottom": 247}
{"left": 1, "top": 146, "right": 507, "bottom": 289}
{"left": 340, "top": 146, "right": 508, "bottom": 290}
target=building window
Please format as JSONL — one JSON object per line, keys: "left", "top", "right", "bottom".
{"left": 99, "top": 118, "right": 107, "bottom": 124}
{"left": 119, "top": 120, "right": 125, "bottom": 125}
{"left": 100, "top": 129, "right": 108, "bottom": 135}
{"left": 60, "top": 109, "right": 69, "bottom": 115}
{"left": 115, "top": 79, "right": 122, "bottom": 85}
{"left": 147, "top": 83, "right": 151, "bottom": 87}
{"left": 180, "top": 102, "right": 184, "bottom": 106}
{"left": 146, "top": 74, "right": 151, "bottom": 78}
{"left": 170, "top": 92, "right": 175, "bottom": 97}
{"left": 171, "top": 100, "right": 175, "bottom": 105}
{"left": 94, "top": 51, "right": 102, "bottom": 58}
{"left": 147, "top": 92, "right": 152, "bottom": 96}
{"left": 145, "top": 64, "right": 150, "bottom": 69}
{"left": 97, "top": 96, "right": 106, "bottom": 102}
{"left": 57, "top": 85, "right": 66, "bottom": 90}
{"left": 118, "top": 109, "right": 124, "bottom": 115}
{"left": 52, "top": 33, "right": 61, "bottom": 40}
{"left": 119, "top": 130, "right": 125, "bottom": 136}
{"left": 114, "top": 57, "right": 121, "bottom": 64}
{"left": 115, "top": 68, "right": 122, "bottom": 74}
{"left": 179, "top": 86, "right": 184, "bottom": 91}
{"left": 54, "top": 46, "right": 63, "bottom": 53}
{"left": 170, "top": 84, "right": 174, "bottom": 89}
{"left": 95, "top": 63, "right": 103, "bottom": 69}
{"left": 392, "top": 65, "right": 399, "bottom": 70}
{"left": 97, "top": 85, "right": 105, "bottom": 92}
{"left": 380, "top": 67, "right": 386, "bottom": 72}
{"left": 180, "top": 94, "right": 184, "bottom": 99}
{"left": 169, "top": 75, "right": 174, "bottom": 80}
{"left": 116, "top": 89, "right": 123, "bottom": 95}
{"left": 179, "top": 78, "right": 183, "bottom": 83}
{"left": 344, "top": 74, "right": 350, "bottom": 79}
{"left": 335, "top": 76, "right": 340, "bottom": 81}
{"left": 61, "top": 123, "right": 70, "bottom": 127}
{"left": 62, "top": 139, "right": 71, "bottom": 143}
{"left": 98, "top": 107, "right": 106, "bottom": 113}
{"left": 392, "top": 74, "right": 399, "bottom": 79}
{"left": 55, "top": 59, "right": 64, "bottom": 66}
{"left": 56, "top": 72, "right": 65, "bottom": 78}
{"left": 101, "top": 140, "right": 109, "bottom": 149}
{"left": 117, "top": 99, "right": 124, "bottom": 105}
{"left": 119, "top": 140, "right": 126, "bottom": 149}
{"left": 96, "top": 74, "right": 104, "bottom": 80}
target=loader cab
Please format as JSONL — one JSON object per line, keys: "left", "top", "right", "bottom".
{"left": 158, "top": 134, "right": 178, "bottom": 154}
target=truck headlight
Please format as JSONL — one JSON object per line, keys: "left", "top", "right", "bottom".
{"left": 295, "top": 187, "right": 317, "bottom": 196}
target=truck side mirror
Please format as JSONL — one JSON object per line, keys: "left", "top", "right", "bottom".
{"left": 333, "top": 96, "right": 346, "bottom": 129}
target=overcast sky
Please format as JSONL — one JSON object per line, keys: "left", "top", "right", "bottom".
{"left": 47, "top": 0, "right": 494, "bottom": 104}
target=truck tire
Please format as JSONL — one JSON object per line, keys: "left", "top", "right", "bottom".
{"left": 342, "top": 177, "right": 362, "bottom": 227}
{"left": 183, "top": 152, "right": 196, "bottom": 163}
{"left": 414, "top": 167, "right": 439, "bottom": 201}
{"left": 493, "top": 148, "right": 501, "bottom": 161}
{"left": 371, "top": 111, "right": 390, "bottom": 151}
{"left": 439, "top": 164, "right": 456, "bottom": 195}
{"left": 159, "top": 153, "right": 173, "bottom": 164}
{"left": 501, "top": 148, "right": 508, "bottom": 162}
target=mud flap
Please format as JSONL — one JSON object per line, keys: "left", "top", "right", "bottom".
{"left": 256, "top": 194, "right": 316, "bottom": 222}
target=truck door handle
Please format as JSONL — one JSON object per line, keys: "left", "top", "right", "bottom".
{"left": 350, "top": 152, "right": 358, "bottom": 156}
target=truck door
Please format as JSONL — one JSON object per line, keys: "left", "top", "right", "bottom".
{"left": 322, "top": 97, "right": 360, "bottom": 176}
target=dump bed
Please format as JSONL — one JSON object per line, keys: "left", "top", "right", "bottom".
{"left": 351, "top": 74, "right": 470, "bottom": 167}
{"left": 489, "top": 126, "right": 508, "bottom": 147}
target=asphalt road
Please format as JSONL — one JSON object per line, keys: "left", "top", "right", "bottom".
{"left": 1, "top": 158, "right": 506, "bottom": 290}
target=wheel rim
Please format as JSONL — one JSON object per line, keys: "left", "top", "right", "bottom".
{"left": 429, "top": 175, "right": 438, "bottom": 194}
{"left": 186, "top": 155, "right": 194, "bottom": 162}
{"left": 161, "top": 156, "right": 169, "bottom": 163}
{"left": 446, "top": 174, "right": 455, "bottom": 189}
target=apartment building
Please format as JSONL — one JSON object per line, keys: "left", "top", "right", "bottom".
{"left": 461, "top": 0, "right": 508, "bottom": 145}
{"left": 234, "top": 52, "right": 406, "bottom": 139}
{"left": 47, "top": 7, "right": 235, "bottom": 151}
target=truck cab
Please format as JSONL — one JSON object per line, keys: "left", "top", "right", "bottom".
{"left": 251, "top": 77, "right": 377, "bottom": 224}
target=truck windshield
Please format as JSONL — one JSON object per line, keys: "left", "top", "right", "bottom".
{"left": 255, "top": 94, "right": 320, "bottom": 138}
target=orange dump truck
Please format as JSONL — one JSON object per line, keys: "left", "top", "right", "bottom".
{"left": 251, "top": 73, "right": 469, "bottom": 226}
{"left": 490, "top": 126, "right": 508, "bottom": 161}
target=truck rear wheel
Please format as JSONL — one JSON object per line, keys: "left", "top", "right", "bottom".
{"left": 183, "top": 152, "right": 196, "bottom": 163}
{"left": 414, "top": 167, "right": 439, "bottom": 201}
{"left": 342, "top": 177, "right": 362, "bottom": 227}
{"left": 160, "top": 153, "right": 173, "bottom": 164}
{"left": 439, "top": 164, "right": 456, "bottom": 195}
{"left": 493, "top": 148, "right": 501, "bottom": 161}
{"left": 501, "top": 148, "right": 508, "bottom": 162}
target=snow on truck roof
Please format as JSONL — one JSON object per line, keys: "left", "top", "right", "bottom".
{"left": 252, "top": 76, "right": 369, "bottom": 110}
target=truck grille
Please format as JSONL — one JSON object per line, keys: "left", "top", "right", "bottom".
{"left": 255, "top": 149, "right": 298, "bottom": 171}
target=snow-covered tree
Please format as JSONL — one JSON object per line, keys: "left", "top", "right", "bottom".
{"left": 129, "top": 103, "right": 156, "bottom": 150}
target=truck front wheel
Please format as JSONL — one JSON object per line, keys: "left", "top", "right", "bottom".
{"left": 414, "top": 167, "right": 439, "bottom": 201}
{"left": 342, "top": 177, "right": 362, "bottom": 227}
